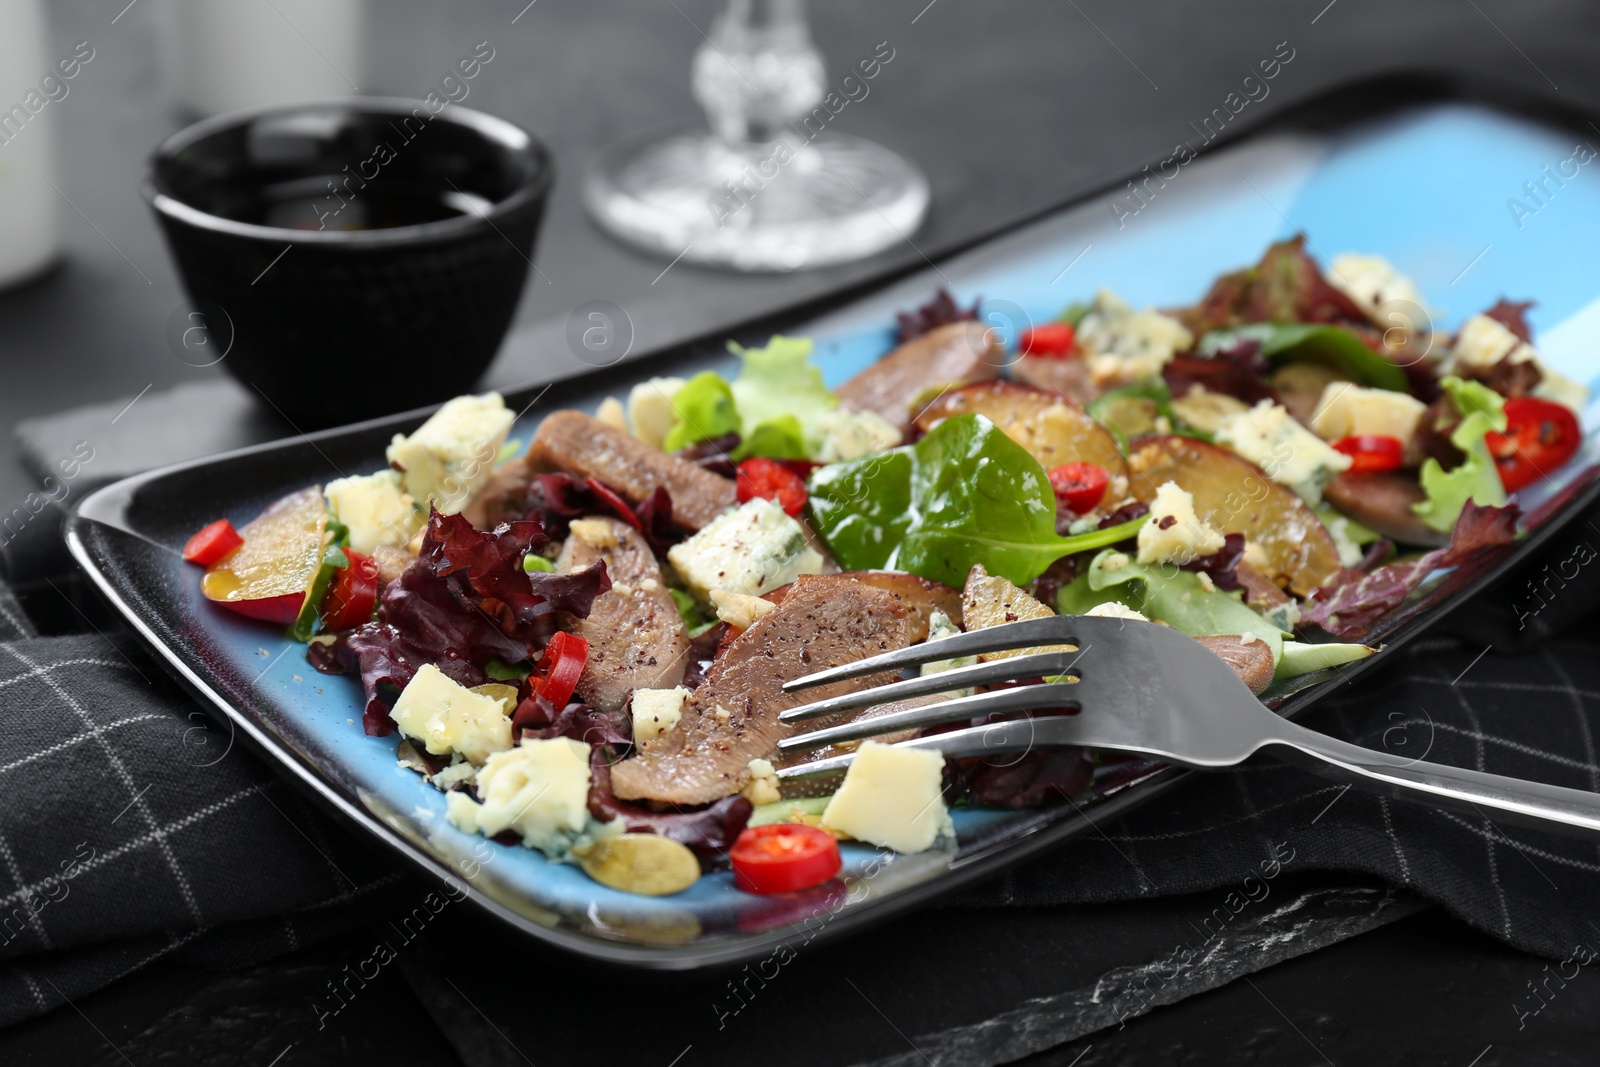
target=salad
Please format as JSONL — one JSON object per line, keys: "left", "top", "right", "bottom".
{"left": 185, "top": 236, "right": 1589, "bottom": 899}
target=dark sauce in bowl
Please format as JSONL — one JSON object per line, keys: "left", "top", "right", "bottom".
{"left": 225, "top": 180, "right": 494, "bottom": 232}
{"left": 144, "top": 98, "right": 553, "bottom": 424}
{"left": 150, "top": 101, "right": 543, "bottom": 240}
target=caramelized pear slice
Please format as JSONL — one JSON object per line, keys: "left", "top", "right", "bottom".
{"left": 1126, "top": 435, "right": 1339, "bottom": 595}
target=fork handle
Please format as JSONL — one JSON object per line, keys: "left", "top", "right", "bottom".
{"left": 1262, "top": 719, "right": 1600, "bottom": 838}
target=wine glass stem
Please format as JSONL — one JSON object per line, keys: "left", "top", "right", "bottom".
{"left": 694, "top": 0, "right": 825, "bottom": 146}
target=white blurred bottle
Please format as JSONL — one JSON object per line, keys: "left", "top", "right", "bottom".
{"left": 157, "top": 0, "right": 367, "bottom": 118}
{"left": 0, "top": 0, "right": 61, "bottom": 289}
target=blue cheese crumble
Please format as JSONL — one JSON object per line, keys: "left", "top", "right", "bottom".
{"left": 445, "top": 737, "right": 622, "bottom": 859}
{"left": 1214, "top": 400, "right": 1351, "bottom": 504}
{"left": 386, "top": 392, "right": 515, "bottom": 515}
{"left": 1136, "top": 482, "right": 1226, "bottom": 566}
{"left": 667, "top": 498, "right": 824, "bottom": 603}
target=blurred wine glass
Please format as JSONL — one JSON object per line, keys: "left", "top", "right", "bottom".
{"left": 584, "top": 0, "right": 929, "bottom": 272}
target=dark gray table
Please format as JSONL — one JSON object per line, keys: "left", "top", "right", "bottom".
{"left": 5, "top": 1, "right": 1600, "bottom": 1063}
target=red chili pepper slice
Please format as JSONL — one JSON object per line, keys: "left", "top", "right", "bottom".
{"left": 182, "top": 519, "right": 244, "bottom": 566}
{"left": 1046, "top": 462, "right": 1110, "bottom": 514}
{"left": 1018, "top": 322, "right": 1078, "bottom": 359}
{"left": 533, "top": 631, "right": 589, "bottom": 709}
{"left": 1485, "top": 397, "right": 1582, "bottom": 492}
{"left": 320, "top": 549, "right": 379, "bottom": 631}
{"left": 730, "top": 823, "right": 842, "bottom": 894}
{"left": 735, "top": 457, "right": 809, "bottom": 518}
{"left": 1331, "top": 434, "right": 1405, "bottom": 474}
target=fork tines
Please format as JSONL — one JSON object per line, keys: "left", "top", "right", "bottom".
{"left": 780, "top": 615, "right": 1081, "bottom": 692}
{"left": 774, "top": 616, "right": 1094, "bottom": 780}
{"left": 778, "top": 649, "right": 1082, "bottom": 731}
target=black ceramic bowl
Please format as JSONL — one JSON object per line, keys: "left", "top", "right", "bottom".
{"left": 146, "top": 97, "right": 552, "bottom": 426}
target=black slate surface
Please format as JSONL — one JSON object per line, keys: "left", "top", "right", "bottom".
{"left": 5, "top": 883, "right": 1597, "bottom": 1066}
{"left": 0, "top": 874, "right": 1419, "bottom": 1067}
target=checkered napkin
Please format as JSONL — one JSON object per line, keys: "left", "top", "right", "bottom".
{"left": 0, "top": 588, "right": 407, "bottom": 1029}
{"left": 958, "top": 502, "right": 1600, "bottom": 962}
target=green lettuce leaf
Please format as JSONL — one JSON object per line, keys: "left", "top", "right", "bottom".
{"left": 1412, "top": 375, "right": 1508, "bottom": 534}
{"left": 1057, "top": 549, "right": 1287, "bottom": 664}
{"left": 669, "top": 587, "right": 721, "bottom": 639}
{"left": 663, "top": 371, "right": 740, "bottom": 452}
{"left": 732, "top": 414, "right": 808, "bottom": 461}
{"left": 483, "top": 658, "right": 533, "bottom": 681}
{"left": 729, "top": 335, "right": 837, "bottom": 456}
{"left": 661, "top": 336, "right": 838, "bottom": 458}
{"left": 1313, "top": 502, "right": 1380, "bottom": 547}
{"left": 807, "top": 414, "right": 1145, "bottom": 586}
{"left": 1199, "top": 323, "right": 1409, "bottom": 392}
{"left": 747, "top": 795, "right": 834, "bottom": 827}
{"left": 1059, "top": 302, "right": 1090, "bottom": 327}
{"left": 1274, "top": 640, "right": 1373, "bottom": 681}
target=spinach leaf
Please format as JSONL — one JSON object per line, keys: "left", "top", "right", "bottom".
{"left": 806, "top": 448, "right": 914, "bottom": 571}
{"left": 483, "top": 658, "right": 533, "bottom": 681}
{"left": 807, "top": 415, "right": 1145, "bottom": 586}
{"left": 898, "top": 414, "right": 1065, "bottom": 586}
{"left": 1199, "top": 323, "right": 1408, "bottom": 392}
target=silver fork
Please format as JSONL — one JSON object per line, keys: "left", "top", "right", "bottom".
{"left": 776, "top": 615, "right": 1600, "bottom": 838}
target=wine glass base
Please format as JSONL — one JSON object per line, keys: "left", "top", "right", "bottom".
{"left": 583, "top": 130, "right": 930, "bottom": 272}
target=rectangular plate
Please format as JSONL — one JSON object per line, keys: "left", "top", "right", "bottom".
{"left": 67, "top": 77, "right": 1600, "bottom": 968}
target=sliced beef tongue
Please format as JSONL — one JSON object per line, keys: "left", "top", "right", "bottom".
{"left": 1011, "top": 354, "right": 1097, "bottom": 409}
{"left": 835, "top": 321, "right": 1003, "bottom": 434}
{"left": 770, "top": 693, "right": 950, "bottom": 798}
{"left": 522, "top": 410, "right": 738, "bottom": 530}
{"left": 1192, "top": 635, "right": 1275, "bottom": 695}
{"left": 758, "top": 571, "right": 962, "bottom": 644}
{"left": 1322, "top": 470, "right": 1448, "bottom": 548}
{"left": 587, "top": 752, "right": 752, "bottom": 864}
{"left": 554, "top": 516, "right": 689, "bottom": 713}
{"left": 608, "top": 575, "right": 911, "bottom": 805}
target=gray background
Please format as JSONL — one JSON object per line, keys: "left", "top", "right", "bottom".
{"left": 5, "top": 0, "right": 1598, "bottom": 509}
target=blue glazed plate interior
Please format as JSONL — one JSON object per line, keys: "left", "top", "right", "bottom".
{"left": 70, "top": 99, "right": 1600, "bottom": 963}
